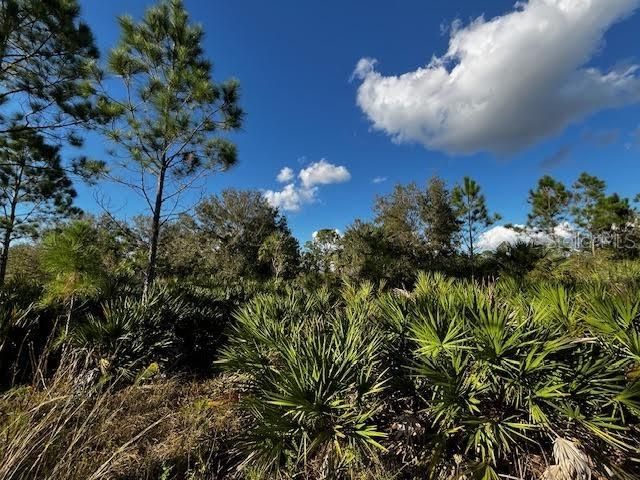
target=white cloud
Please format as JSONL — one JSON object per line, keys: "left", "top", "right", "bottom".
{"left": 354, "top": 0, "right": 640, "bottom": 155}
{"left": 263, "top": 184, "right": 317, "bottom": 212}
{"left": 372, "top": 176, "right": 388, "bottom": 184}
{"left": 299, "top": 159, "right": 351, "bottom": 188}
{"left": 476, "top": 225, "right": 524, "bottom": 251}
{"left": 264, "top": 160, "right": 351, "bottom": 212}
{"left": 276, "top": 167, "right": 294, "bottom": 183}
{"left": 477, "top": 223, "right": 574, "bottom": 251}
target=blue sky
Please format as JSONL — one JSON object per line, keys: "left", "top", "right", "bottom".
{"left": 75, "top": 0, "right": 640, "bottom": 243}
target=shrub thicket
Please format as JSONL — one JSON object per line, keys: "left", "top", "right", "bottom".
{"left": 217, "top": 273, "right": 640, "bottom": 479}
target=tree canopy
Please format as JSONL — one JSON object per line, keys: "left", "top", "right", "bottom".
{"left": 0, "top": 0, "right": 99, "bottom": 141}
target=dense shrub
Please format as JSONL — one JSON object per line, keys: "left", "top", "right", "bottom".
{"left": 219, "top": 284, "right": 389, "bottom": 477}
{"left": 67, "top": 285, "right": 188, "bottom": 381}
{"left": 67, "top": 282, "right": 246, "bottom": 380}
{"left": 3, "top": 265, "right": 640, "bottom": 479}
{"left": 391, "top": 274, "right": 639, "bottom": 479}
{"left": 219, "top": 273, "right": 640, "bottom": 479}
{"left": 0, "top": 282, "right": 57, "bottom": 389}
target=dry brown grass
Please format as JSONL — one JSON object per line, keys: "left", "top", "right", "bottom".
{"left": 0, "top": 352, "right": 243, "bottom": 480}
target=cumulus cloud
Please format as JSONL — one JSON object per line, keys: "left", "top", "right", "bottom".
{"left": 264, "top": 160, "right": 351, "bottom": 212}
{"left": 299, "top": 159, "right": 351, "bottom": 188}
{"left": 354, "top": 0, "right": 640, "bottom": 155}
{"left": 476, "top": 223, "right": 574, "bottom": 251}
{"left": 372, "top": 176, "right": 388, "bottom": 184}
{"left": 476, "top": 225, "right": 524, "bottom": 251}
{"left": 263, "top": 184, "right": 317, "bottom": 212}
{"left": 276, "top": 167, "right": 294, "bottom": 183}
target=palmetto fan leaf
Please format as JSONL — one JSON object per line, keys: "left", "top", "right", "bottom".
{"left": 531, "top": 284, "right": 582, "bottom": 331}
{"left": 585, "top": 290, "right": 640, "bottom": 362}
{"left": 220, "top": 285, "right": 389, "bottom": 476}
{"left": 411, "top": 308, "right": 468, "bottom": 360}
{"left": 68, "top": 285, "right": 186, "bottom": 380}
{"left": 406, "top": 275, "right": 640, "bottom": 477}
{"left": 221, "top": 274, "right": 640, "bottom": 478}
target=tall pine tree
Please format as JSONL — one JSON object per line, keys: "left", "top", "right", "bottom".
{"left": 527, "top": 175, "right": 571, "bottom": 242}
{"left": 452, "top": 176, "right": 500, "bottom": 271}
{"left": 571, "top": 172, "right": 606, "bottom": 254}
{"left": 99, "top": 0, "right": 243, "bottom": 293}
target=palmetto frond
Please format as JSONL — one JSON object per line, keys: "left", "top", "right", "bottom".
{"left": 220, "top": 273, "right": 640, "bottom": 478}
{"left": 68, "top": 285, "right": 186, "bottom": 380}
{"left": 585, "top": 289, "right": 640, "bottom": 362}
{"left": 405, "top": 275, "right": 640, "bottom": 477}
{"left": 220, "top": 285, "right": 388, "bottom": 477}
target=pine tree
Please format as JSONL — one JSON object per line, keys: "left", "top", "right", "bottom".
{"left": 0, "top": 0, "right": 99, "bottom": 141}
{"left": 452, "top": 176, "right": 500, "bottom": 271}
{"left": 421, "top": 176, "right": 459, "bottom": 256}
{"left": 592, "top": 193, "right": 635, "bottom": 248}
{"left": 527, "top": 175, "right": 571, "bottom": 242}
{"left": 41, "top": 220, "right": 106, "bottom": 333}
{"left": 0, "top": 129, "right": 78, "bottom": 284}
{"left": 99, "top": 0, "right": 243, "bottom": 293}
{"left": 571, "top": 172, "right": 606, "bottom": 254}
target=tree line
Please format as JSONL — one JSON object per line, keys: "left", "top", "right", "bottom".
{"left": 8, "top": 170, "right": 639, "bottom": 295}
{"left": 1, "top": 0, "right": 639, "bottom": 293}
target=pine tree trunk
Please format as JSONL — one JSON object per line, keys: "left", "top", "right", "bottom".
{"left": 0, "top": 225, "right": 13, "bottom": 286}
{"left": 144, "top": 164, "right": 166, "bottom": 296}
{"left": 0, "top": 166, "right": 22, "bottom": 286}
{"left": 469, "top": 228, "right": 475, "bottom": 279}
{"left": 467, "top": 193, "right": 475, "bottom": 279}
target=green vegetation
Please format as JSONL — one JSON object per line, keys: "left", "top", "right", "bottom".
{"left": 215, "top": 275, "right": 640, "bottom": 478}
{"left": 96, "top": 0, "right": 244, "bottom": 293}
{"left": 0, "top": 130, "right": 78, "bottom": 284}
{"left": 1, "top": 1, "right": 640, "bottom": 479}
{"left": 452, "top": 176, "right": 500, "bottom": 272}
{"left": 3, "top": 267, "right": 640, "bottom": 479}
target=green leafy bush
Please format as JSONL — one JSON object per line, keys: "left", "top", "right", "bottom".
{"left": 221, "top": 273, "right": 640, "bottom": 479}
{"left": 219, "top": 284, "right": 389, "bottom": 477}
{"left": 402, "top": 274, "right": 639, "bottom": 479}
{"left": 68, "top": 285, "right": 188, "bottom": 381}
